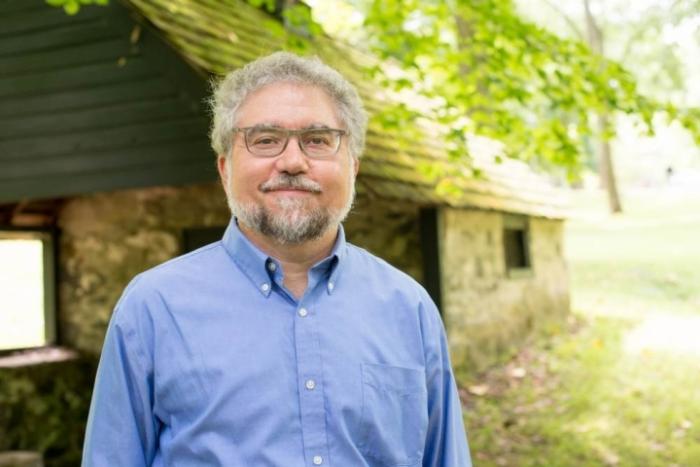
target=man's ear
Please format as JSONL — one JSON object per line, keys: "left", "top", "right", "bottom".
{"left": 352, "top": 157, "right": 360, "bottom": 177}
{"left": 217, "top": 155, "right": 229, "bottom": 190}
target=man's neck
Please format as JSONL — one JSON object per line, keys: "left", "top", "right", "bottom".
{"left": 237, "top": 221, "right": 338, "bottom": 298}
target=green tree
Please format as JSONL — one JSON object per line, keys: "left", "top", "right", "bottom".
{"left": 355, "top": 0, "right": 699, "bottom": 180}
{"left": 519, "top": 0, "right": 700, "bottom": 211}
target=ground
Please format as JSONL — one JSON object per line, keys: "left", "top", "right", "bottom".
{"left": 461, "top": 186, "right": 700, "bottom": 467}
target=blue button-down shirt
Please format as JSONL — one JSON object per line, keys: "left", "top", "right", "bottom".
{"left": 83, "top": 220, "right": 471, "bottom": 466}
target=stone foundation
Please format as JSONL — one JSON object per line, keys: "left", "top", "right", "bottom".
{"left": 0, "top": 356, "right": 95, "bottom": 467}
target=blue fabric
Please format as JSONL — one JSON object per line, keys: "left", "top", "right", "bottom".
{"left": 83, "top": 220, "right": 472, "bottom": 467}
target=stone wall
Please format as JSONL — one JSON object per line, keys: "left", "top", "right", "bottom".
{"left": 56, "top": 184, "right": 423, "bottom": 355}
{"left": 343, "top": 195, "right": 423, "bottom": 283}
{"left": 439, "top": 207, "right": 569, "bottom": 378}
{"left": 57, "top": 183, "right": 231, "bottom": 355}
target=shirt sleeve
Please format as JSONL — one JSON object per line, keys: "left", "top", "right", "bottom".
{"left": 419, "top": 293, "right": 473, "bottom": 467}
{"left": 82, "top": 280, "right": 160, "bottom": 467}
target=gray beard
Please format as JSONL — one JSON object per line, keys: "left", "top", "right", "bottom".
{"left": 226, "top": 173, "right": 355, "bottom": 245}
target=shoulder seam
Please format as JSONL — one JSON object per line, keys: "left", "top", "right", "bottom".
{"left": 145, "top": 241, "right": 223, "bottom": 274}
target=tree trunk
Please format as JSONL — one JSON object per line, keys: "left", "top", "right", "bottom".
{"left": 583, "top": 0, "right": 623, "bottom": 213}
{"left": 598, "top": 114, "right": 622, "bottom": 212}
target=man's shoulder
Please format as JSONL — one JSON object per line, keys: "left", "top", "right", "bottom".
{"left": 115, "top": 242, "right": 227, "bottom": 309}
{"left": 140, "top": 241, "right": 226, "bottom": 283}
{"left": 343, "top": 242, "right": 443, "bottom": 332}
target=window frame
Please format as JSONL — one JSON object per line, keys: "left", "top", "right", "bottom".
{"left": 0, "top": 227, "right": 58, "bottom": 354}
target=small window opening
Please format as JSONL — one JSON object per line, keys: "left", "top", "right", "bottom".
{"left": 182, "top": 226, "right": 227, "bottom": 253}
{"left": 0, "top": 230, "right": 56, "bottom": 351}
{"left": 503, "top": 215, "right": 531, "bottom": 275}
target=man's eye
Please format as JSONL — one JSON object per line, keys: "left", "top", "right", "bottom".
{"left": 303, "top": 133, "right": 332, "bottom": 146}
{"left": 252, "top": 135, "right": 281, "bottom": 145}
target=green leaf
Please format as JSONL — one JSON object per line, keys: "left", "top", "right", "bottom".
{"left": 63, "top": 1, "right": 80, "bottom": 15}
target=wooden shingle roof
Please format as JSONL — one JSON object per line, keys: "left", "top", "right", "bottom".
{"left": 124, "top": 0, "right": 567, "bottom": 218}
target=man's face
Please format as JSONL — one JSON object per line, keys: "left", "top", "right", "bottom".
{"left": 218, "top": 82, "right": 359, "bottom": 244}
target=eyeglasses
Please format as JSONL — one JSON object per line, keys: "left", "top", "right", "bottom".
{"left": 233, "top": 126, "right": 346, "bottom": 159}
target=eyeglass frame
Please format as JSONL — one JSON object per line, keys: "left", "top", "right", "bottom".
{"left": 232, "top": 126, "right": 348, "bottom": 159}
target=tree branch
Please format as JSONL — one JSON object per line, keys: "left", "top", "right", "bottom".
{"left": 540, "top": 0, "right": 585, "bottom": 41}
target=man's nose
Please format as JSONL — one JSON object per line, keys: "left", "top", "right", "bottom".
{"left": 274, "top": 137, "right": 309, "bottom": 174}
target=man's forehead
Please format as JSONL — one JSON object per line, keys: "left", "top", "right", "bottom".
{"left": 235, "top": 82, "right": 343, "bottom": 129}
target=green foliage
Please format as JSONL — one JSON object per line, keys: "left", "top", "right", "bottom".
{"left": 245, "top": 0, "right": 276, "bottom": 11}
{"left": 243, "top": 1, "right": 321, "bottom": 54}
{"left": 0, "top": 358, "right": 97, "bottom": 467}
{"left": 356, "top": 0, "right": 697, "bottom": 179}
{"left": 45, "top": 0, "right": 108, "bottom": 15}
{"left": 678, "top": 108, "right": 700, "bottom": 146}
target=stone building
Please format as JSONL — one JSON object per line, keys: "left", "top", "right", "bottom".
{"left": 0, "top": 0, "right": 568, "bottom": 463}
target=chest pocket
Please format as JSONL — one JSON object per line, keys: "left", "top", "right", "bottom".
{"left": 357, "top": 363, "right": 428, "bottom": 466}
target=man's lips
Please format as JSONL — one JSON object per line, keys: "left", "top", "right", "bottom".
{"left": 267, "top": 188, "right": 315, "bottom": 194}
{"left": 259, "top": 175, "right": 322, "bottom": 194}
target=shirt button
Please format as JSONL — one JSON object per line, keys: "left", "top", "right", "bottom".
{"left": 305, "top": 379, "right": 316, "bottom": 390}
{"left": 327, "top": 282, "right": 334, "bottom": 292}
{"left": 313, "top": 455, "right": 323, "bottom": 465}
{"left": 260, "top": 283, "right": 270, "bottom": 292}
{"left": 267, "top": 262, "right": 276, "bottom": 272}
{"left": 298, "top": 308, "right": 308, "bottom": 317}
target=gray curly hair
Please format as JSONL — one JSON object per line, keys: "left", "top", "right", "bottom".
{"left": 209, "top": 52, "right": 367, "bottom": 160}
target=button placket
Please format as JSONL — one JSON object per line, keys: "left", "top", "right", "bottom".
{"left": 293, "top": 297, "right": 329, "bottom": 467}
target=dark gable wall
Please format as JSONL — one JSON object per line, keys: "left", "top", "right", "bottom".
{"left": 0, "top": 0, "right": 216, "bottom": 204}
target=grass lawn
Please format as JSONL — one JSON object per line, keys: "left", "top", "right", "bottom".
{"left": 462, "top": 187, "right": 700, "bottom": 466}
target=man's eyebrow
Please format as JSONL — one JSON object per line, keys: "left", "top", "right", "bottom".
{"left": 304, "top": 124, "right": 332, "bottom": 130}
{"left": 246, "top": 123, "right": 280, "bottom": 130}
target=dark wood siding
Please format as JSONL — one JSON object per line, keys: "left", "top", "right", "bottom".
{"left": 0, "top": 0, "right": 216, "bottom": 203}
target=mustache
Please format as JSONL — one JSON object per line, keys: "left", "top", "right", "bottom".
{"left": 259, "top": 174, "right": 322, "bottom": 193}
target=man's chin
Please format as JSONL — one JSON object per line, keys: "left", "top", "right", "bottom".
{"left": 231, "top": 202, "right": 331, "bottom": 244}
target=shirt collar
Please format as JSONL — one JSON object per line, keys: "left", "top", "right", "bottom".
{"left": 221, "top": 218, "right": 347, "bottom": 297}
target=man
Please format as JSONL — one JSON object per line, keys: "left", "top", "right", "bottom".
{"left": 83, "top": 52, "right": 471, "bottom": 466}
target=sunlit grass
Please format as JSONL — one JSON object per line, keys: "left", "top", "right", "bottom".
{"left": 0, "top": 239, "right": 46, "bottom": 350}
{"left": 566, "top": 188, "right": 700, "bottom": 318}
{"left": 464, "top": 187, "right": 700, "bottom": 466}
